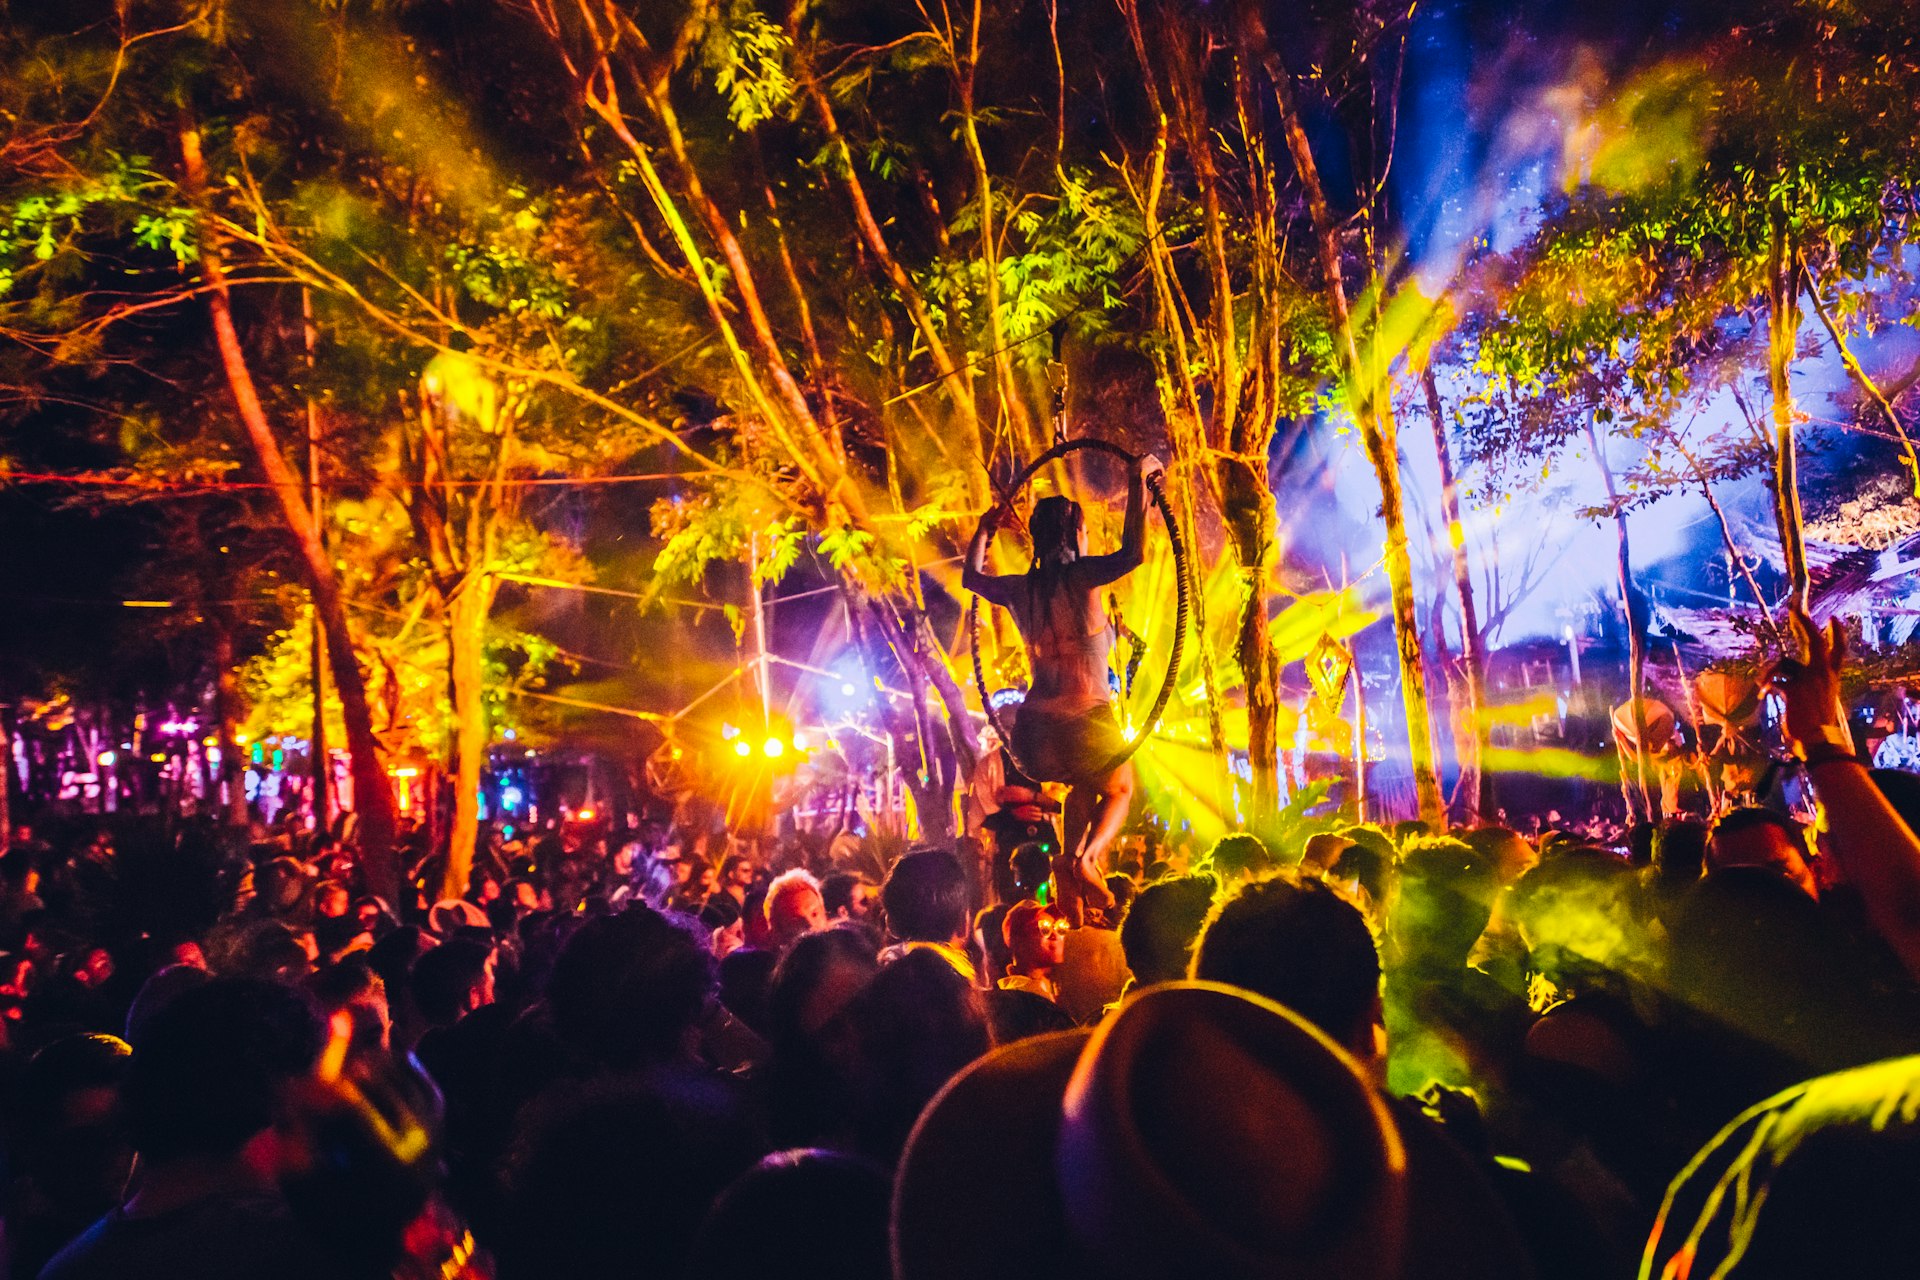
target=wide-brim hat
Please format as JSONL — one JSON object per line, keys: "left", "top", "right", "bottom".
{"left": 894, "top": 981, "right": 1409, "bottom": 1280}
{"left": 427, "top": 898, "right": 489, "bottom": 936}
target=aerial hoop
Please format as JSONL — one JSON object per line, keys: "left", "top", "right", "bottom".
{"left": 968, "top": 438, "right": 1191, "bottom": 781}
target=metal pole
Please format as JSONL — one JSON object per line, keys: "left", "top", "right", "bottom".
{"left": 1351, "top": 663, "right": 1367, "bottom": 822}
{"left": 303, "top": 288, "right": 329, "bottom": 832}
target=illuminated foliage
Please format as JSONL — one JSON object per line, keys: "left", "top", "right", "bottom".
{"left": 4, "top": 0, "right": 1919, "bottom": 842}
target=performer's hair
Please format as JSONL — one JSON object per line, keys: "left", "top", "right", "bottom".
{"left": 1026, "top": 496, "right": 1083, "bottom": 568}
{"left": 1025, "top": 496, "right": 1084, "bottom": 636}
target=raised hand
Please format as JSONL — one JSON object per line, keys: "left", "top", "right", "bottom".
{"left": 1767, "top": 606, "right": 1853, "bottom": 759}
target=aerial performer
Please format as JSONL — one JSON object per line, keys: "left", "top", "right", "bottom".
{"left": 963, "top": 452, "right": 1165, "bottom": 923}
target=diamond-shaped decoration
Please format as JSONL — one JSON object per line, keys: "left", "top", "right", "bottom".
{"left": 1307, "top": 634, "right": 1352, "bottom": 708}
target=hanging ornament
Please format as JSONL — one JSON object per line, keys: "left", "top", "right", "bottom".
{"left": 1611, "top": 698, "right": 1678, "bottom": 757}
{"left": 1694, "top": 671, "right": 1761, "bottom": 730}
{"left": 1307, "top": 634, "right": 1354, "bottom": 709}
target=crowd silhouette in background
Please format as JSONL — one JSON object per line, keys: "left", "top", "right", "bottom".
{"left": 2, "top": 608, "right": 1919, "bottom": 1279}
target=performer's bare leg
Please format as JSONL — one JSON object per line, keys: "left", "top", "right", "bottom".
{"left": 1054, "top": 762, "right": 1130, "bottom": 925}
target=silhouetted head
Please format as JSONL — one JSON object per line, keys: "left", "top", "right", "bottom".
{"left": 548, "top": 907, "right": 716, "bottom": 1067}
{"left": 1506, "top": 848, "right": 1646, "bottom": 989}
{"left": 1193, "top": 874, "right": 1382, "bottom": 1062}
{"left": 1462, "top": 826, "right": 1538, "bottom": 886}
{"left": 1392, "top": 836, "right": 1497, "bottom": 970}
{"left": 768, "top": 927, "right": 879, "bottom": 1047}
{"left": 1206, "top": 833, "right": 1274, "bottom": 886}
{"left": 688, "top": 1149, "right": 892, "bottom": 1280}
{"left": 126, "top": 978, "right": 324, "bottom": 1165}
{"left": 882, "top": 849, "right": 969, "bottom": 945}
{"left": 1653, "top": 817, "right": 1709, "bottom": 883}
{"left": 1119, "top": 874, "right": 1216, "bottom": 987}
{"left": 1708, "top": 807, "right": 1815, "bottom": 898}
{"left": 1028, "top": 496, "right": 1085, "bottom": 567}
{"left": 501, "top": 1071, "right": 761, "bottom": 1280}
{"left": 1008, "top": 842, "right": 1053, "bottom": 899}
{"left": 842, "top": 948, "right": 990, "bottom": 1162}
{"left": 13, "top": 1033, "right": 133, "bottom": 1215}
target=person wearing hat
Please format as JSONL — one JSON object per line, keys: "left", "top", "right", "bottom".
{"left": 426, "top": 898, "right": 488, "bottom": 937}
{"left": 893, "top": 981, "right": 1532, "bottom": 1280}
{"left": 1189, "top": 870, "right": 1563, "bottom": 1278}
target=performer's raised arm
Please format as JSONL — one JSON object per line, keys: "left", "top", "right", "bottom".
{"left": 1078, "top": 454, "right": 1163, "bottom": 587}
{"left": 962, "top": 504, "right": 1017, "bottom": 606}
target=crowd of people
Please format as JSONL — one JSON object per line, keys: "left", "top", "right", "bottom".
{"left": 1, "top": 610, "right": 1919, "bottom": 1278}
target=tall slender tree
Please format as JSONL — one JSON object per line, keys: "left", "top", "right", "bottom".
{"left": 181, "top": 127, "right": 402, "bottom": 896}
{"left": 1241, "top": 1, "right": 1445, "bottom": 823}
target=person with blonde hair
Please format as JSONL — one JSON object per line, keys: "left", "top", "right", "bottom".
{"left": 763, "top": 868, "right": 827, "bottom": 951}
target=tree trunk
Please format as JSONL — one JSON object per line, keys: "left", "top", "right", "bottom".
{"left": 210, "top": 623, "right": 252, "bottom": 830}
{"left": 843, "top": 584, "right": 954, "bottom": 841}
{"left": 1221, "top": 463, "right": 1280, "bottom": 825}
{"left": 1160, "top": 450, "right": 1232, "bottom": 812}
{"left": 1350, "top": 658, "right": 1368, "bottom": 820}
{"left": 422, "top": 763, "right": 442, "bottom": 877}
{"left": 1237, "top": 569, "right": 1279, "bottom": 825}
{"left": 439, "top": 577, "right": 495, "bottom": 901}
{"left": 1163, "top": 10, "right": 1276, "bottom": 828}
{"left": 190, "top": 725, "right": 211, "bottom": 817}
{"left": 1117, "top": 54, "right": 1229, "bottom": 804}
{"left": 914, "top": 612, "right": 981, "bottom": 771}
{"left": 1260, "top": 53, "right": 1444, "bottom": 825}
{"left": 1121, "top": 2, "right": 1267, "bottom": 821}
{"left": 1586, "top": 422, "right": 1653, "bottom": 823}
{"left": 303, "top": 287, "right": 330, "bottom": 832}
{"left": 182, "top": 128, "right": 400, "bottom": 902}
{"left": 1423, "top": 371, "right": 1489, "bottom": 821}
{"left": 955, "top": 43, "right": 1039, "bottom": 460}
{"left": 1767, "top": 202, "right": 1810, "bottom": 612}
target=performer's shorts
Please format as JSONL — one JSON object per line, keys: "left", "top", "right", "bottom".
{"left": 1011, "top": 700, "right": 1126, "bottom": 785}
